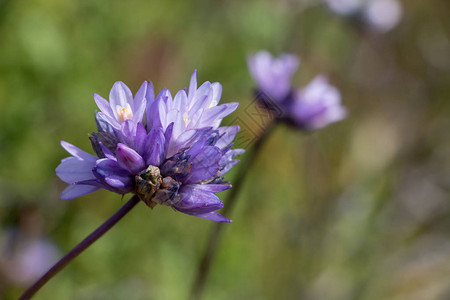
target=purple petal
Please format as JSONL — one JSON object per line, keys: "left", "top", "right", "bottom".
{"left": 109, "top": 81, "right": 133, "bottom": 117}
{"left": 132, "top": 81, "right": 147, "bottom": 123}
{"left": 208, "top": 82, "right": 222, "bottom": 107}
{"left": 188, "top": 83, "right": 212, "bottom": 113}
{"left": 220, "top": 158, "right": 240, "bottom": 175}
{"left": 191, "top": 184, "right": 232, "bottom": 193}
{"left": 60, "top": 184, "right": 99, "bottom": 200}
{"left": 216, "top": 126, "right": 240, "bottom": 149}
{"left": 98, "top": 111, "right": 121, "bottom": 129}
{"left": 163, "top": 122, "right": 174, "bottom": 157}
{"left": 198, "top": 103, "right": 239, "bottom": 128}
{"left": 170, "top": 110, "right": 184, "bottom": 141}
{"left": 291, "top": 76, "right": 346, "bottom": 130}
{"left": 173, "top": 89, "right": 188, "bottom": 112}
{"left": 190, "top": 81, "right": 211, "bottom": 108}
{"left": 148, "top": 92, "right": 170, "bottom": 130}
{"left": 116, "top": 119, "right": 137, "bottom": 147}
{"left": 92, "top": 158, "right": 133, "bottom": 193}
{"left": 94, "top": 93, "right": 114, "bottom": 117}
{"left": 93, "top": 158, "right": 126, "bottom": 177}
{"left": 143, "top": 128, "right": 166, "bottom": 166}
{"left": 188, "top": 70, "right": 198, "bottom": 102}
{"left": 104, "top": 176, "right": 132, "bottom": 190}
{"left": 185, "top": 146, "right": 222, "bottom": 184}
{"left": 116, "top": 143, "right": 146, "bottom": 174}
{"left": 187, "top": 211, "right": 231, "bottom": 223}
{"left": 99, "top": 142, "right": 116, "bottom": 160}
{"left": 175, "top": 185, "right": 224, "bottom": 213}
{"left": 135, "top": 122, "right": 148, "bottom": 155}
{"left": 60, "top": 141, "right": 97, "bottom": 162}
{"left": 56, "top": 157, "right": 97, "bottom": 184}
{"left": 167, "top": 128, "right": 207, "bottom": 157}
{"left": 146, "top": 81, "right": 155, "bottom": 104}
{"left": 95, "top": 111, "right": 115, "bottom": 134}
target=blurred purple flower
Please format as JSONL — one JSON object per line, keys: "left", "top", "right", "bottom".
{"left": 247, "top": 50, "right": 299, "bottom": 101}
{"left": 292, "top": 76, "right": 347, "bottom": 130}
{"left": 247, "top": 51, "right": 347, "bottom": 130}
{"left": 325, "top": 0, "right": 402, "bottom": 32}
{"left": 364, "top": 0, "right": 403, "bottom": 33}
{"left": 0, "top": 228, "right": 60, "bottom": 287}
{"left": 56, "top": 72, "right": 243, "bottom": 223}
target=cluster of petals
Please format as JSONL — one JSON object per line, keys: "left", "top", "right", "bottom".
{"left": 247, "top": 51, "right": 347, "bottom": 130}
{"left": 56, "top": 71, "right": 243, "bottom": 222}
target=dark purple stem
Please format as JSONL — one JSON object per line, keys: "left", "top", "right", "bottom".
{"left": 19, "top": 195, "right": 141, "bottom": 300}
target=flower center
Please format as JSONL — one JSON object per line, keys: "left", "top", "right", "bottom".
{"left": 116, "top": 104, "right": 133, "bottom": 122}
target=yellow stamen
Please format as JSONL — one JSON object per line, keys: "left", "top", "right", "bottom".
{"left": 183, "top": 113, "right": 189, "bottom": 126}
{"left": 116, "top": 104, "right": 133, "bottom": 122}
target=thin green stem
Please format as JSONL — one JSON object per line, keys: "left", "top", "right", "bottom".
{"left": 189, "top": 121, "right": 277, "bottom": 300}
{"left": 19, "top": 195, "right": 140, "bottom": 300}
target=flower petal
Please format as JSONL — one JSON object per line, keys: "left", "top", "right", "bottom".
{"left": 192, "top": 184, "right": 232, "bottom": 193}
{"left": 116, "top": 143, "right": 146, "bottom": 174}
{"left": 216, "top": 126, "right": 240, "bottom": 149}
{"left": 97, "top": 112, "right": 121, "bottom": 129}
{"left": 60, "top": 141, "right": 97, "bottom": 162}
{"left": 198, "top": 102, "right": 239, "bottom": 129}
{"left": 94, "top": 93, "right": 114, "bottom": 117}
{"left": 146, "top": 81, "right": 155, "bottom": 105}
{"left": 135, "top": 122, "right": 148, "bottom": 155}
{"left": 92, "top": 158, "right": 133, "bottom": 193}
{"left": 185, "top": 146, "right": 222, "bottom": 183}
{"left": 175, "top": 185, "right": 224, "bottom": 213}
{"left": 60, "top": 184, "right": 99, "bottom": 200}
{"left": 56, "top": 157, "right": 96, "bottom": 184}
{"left": 188, "top": 70, "right": 198, "bottom": 102}
{"left": 109, "top": 81, "right": 134, "bottom": 117}
{"left": 187, "top": 211, "right": 231, "bottom": 223}
{"left": 132, "top": 82, "right": 147, "bottom": 123}
{"left": 144, "top": 128, "right": 166, "bottom": 166}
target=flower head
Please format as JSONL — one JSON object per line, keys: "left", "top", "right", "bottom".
{"left": 56, "top": 72, "right": 243, "bottom": 223}
{"left": 247, "top": 51, "right": 299, "bottom": 101}
{"left": 326, "top": 0, "right": 402, "bottom": 32}
{"left": 364, "top": 0, "right": 402, "bottom": 33}
{"left": 0, "top": 228, "right": 60, "bottom": 286}
{"left": 291, "top": 76, "right": 347, "bottom": 130}
{"left": 247, "top": 51, "right": 347, "bottom": 130}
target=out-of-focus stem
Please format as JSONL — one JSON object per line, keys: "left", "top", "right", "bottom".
{"left": 189, "top": 120, "right": 277, "bottom": 300}
{"left": 19, "top": 195, "right": 141, "bottom": 300}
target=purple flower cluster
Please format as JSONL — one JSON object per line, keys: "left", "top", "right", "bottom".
{"left": 248, "top": 51, "right": 347, "bottom": 130}
{"left": 325, "top": 0, "right": 403, "bottom": 33}
{"left": 56, "top": 71, "right": 243, "bottom": 223}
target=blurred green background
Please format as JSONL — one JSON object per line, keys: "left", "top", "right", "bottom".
{"left": 0, "top": 0, "right": 449, "bottom": 299}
